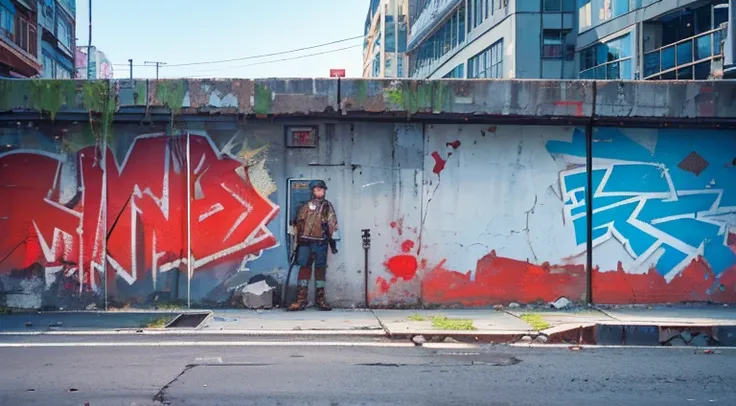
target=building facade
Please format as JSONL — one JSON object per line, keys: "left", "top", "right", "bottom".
{"left": 0, "top": 0, "right": 75, "bottom": 78}
{"left": 404, "top": 0, "right": 733, "bottom": 80}
{"left": 363, "top": 0, "right": 410, "bottom": 78}
{"left": 38, "top": 0, "right": 75, "bottom": 79}
{"left": 407, "top": 0, "right": 578, "bottom": 79}
{"left": 577, "top": 0, "right": 732, "bottom": 80}
{"left": 75, "top": 45, "right": 113, "bottom": 79}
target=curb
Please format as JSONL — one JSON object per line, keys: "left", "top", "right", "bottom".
{"left": 541, "top": 323, "right": 736, "bottom": 347}
{"left": 0, "top": 329, "right": 390, "bottom": 337}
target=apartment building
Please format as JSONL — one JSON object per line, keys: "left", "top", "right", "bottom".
{"left": 363, "top": 0, "right": 410, "bottom": 77}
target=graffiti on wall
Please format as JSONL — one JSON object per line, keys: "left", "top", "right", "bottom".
{"left": 0, "top": 131, "right": 279, "bottom": 304}
{"left": 375, "top": 127, "right": 735, "bottom": 306}
{"left": 547, "top": 128, "right": 735, "bottom": 275}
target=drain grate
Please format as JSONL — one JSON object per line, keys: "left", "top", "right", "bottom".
{"left": 165, "top": 312, "right": 210, "bottom": 328}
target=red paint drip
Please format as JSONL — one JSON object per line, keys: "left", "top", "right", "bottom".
{"left": 447, "top": 140, "right": 461, "bottom": 149}
{"left": 385, "top": 255, "right": 419, "bottom": 281}
{"left": 375, "top": 277, "right": 391, "bottom": 295}
{"left": 401, "top": 240, "right": 415, "bottom": 253}
{"left": 431, "top": 151, "right": 446, "bottom": 175}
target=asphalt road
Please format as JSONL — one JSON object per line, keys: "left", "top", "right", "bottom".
{"left": 0, "top": 336, "right": 734, "bottom": 406}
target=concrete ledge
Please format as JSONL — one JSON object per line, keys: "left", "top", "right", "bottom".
{"left": 340, "top": 79, "right": 595, "bottom": 118}
{"left": 2, "top": 78, "right": 734, "bottom": 124}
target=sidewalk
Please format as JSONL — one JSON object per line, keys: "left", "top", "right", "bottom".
{"left": 2, "top": 305, "right": 735, "bottom": 346}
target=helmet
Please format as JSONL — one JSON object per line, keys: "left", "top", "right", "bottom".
{"left": 309, "top": 180, "right": 328, "bottom": 190}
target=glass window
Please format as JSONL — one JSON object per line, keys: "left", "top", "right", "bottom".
{"left": 0, "top": 5, "right": 13, "bottom": 34}
{"left": 543, "top": 30, "right": 566, "bottom": 58}
{"left": 468, "top": 39, "right": 503, "bottom": 78}
{"left": 385, "top": 16, "right": 396, "bottom": 52}
{"left": 57, "top": 66, "right": 72, "bottom": 79}
{"left": 458, "top": 5, "right": 466, "bottom": 42}
{"left": 398, "top": 57, "right": 404, "bottom": 77}
{"left": 544, "top": 0, "right": 561, "bottom": 12}
{"left": 579, "top": 33, "right": 632, "bottom": 79}
{"left": 676, "top": 41, "right": 692, "bottom": 65}
{"left": 612, "top": 0, "right": 629, "bottom": 17}
{"left": 57, "top": 16, "right": 72, "bottom": 49}
{"left": 42, "top": 53, "right": 55, "bottom": 78}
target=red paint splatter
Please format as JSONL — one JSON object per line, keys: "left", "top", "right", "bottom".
{"left": 431, "top": 151, "right": 446, "bottom": 175}
{"left": 487, "top": 126, "right": 497, "bottom": 133}
{"left": 389, "top": 218, "right": 404, "bottom": 236}
{"left": 375, "top": 277, "right": 391, "bottom": 295}
{"left": 401, "top": 240, "right": 415, "bottom": 253}
{"left": 385, "top": 255, "right": 419, "bottom": 281}
{"left": 446, "top": 140, "right": 461, "bottom": 149}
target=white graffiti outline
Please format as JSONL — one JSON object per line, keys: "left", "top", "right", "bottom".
{"left": 559, "top": 160, "right": 736, "bottom": 282}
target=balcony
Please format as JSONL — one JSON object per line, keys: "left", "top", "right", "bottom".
{"left": 643, "top": 27, "right": 724, "bottom": 80}
{"left": 0, "top": 15, "right": 41, "bottom": 77}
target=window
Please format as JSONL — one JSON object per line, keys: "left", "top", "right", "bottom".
{"left": 468, "top": 39, "right": 503, "bottom": 78}
{"left": 409, "top": 3, "right": 466, "bottom": 77}
{"left": 0, "top": 5, "right": 13, "bottom": 35}
{"left": 443, "top": 63, "right": 465, "bottom": 78}
{"left": 42, "top": 53, "right": 55, "bottom": 78}
{"left": 385, "top": 16, "right": 396, "bottom": 52}
{"left": 612, "top": 0, "right": 629, "bottom": 18}
{"left": 57, "top": 66, "right": 72, "bottom": 79}
{"left": 544, "top": 0, "right": 575, "bottom": 12}
{"left": 57, "top": 15, "right": 72, "bottom": 49}
{"left": 397, "top": 57, "right": 404, "bottom": 77}
{"left": 579, "top": 34, "right": 633, "bottom": 79}
{"left": 543, "top": 30, "right": 567, "bottom": 58}
{"left": 579, "top": 0, "right": 592, "bottom": 30}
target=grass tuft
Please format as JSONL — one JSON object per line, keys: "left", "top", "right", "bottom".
{"left": 408, "top": 314, "right": 426, "bottom": 321}
{"left": 520, "top": 313, "right": 551, "bottom": 331}
{"left": 431, "top": 316, "right": 476, "bottom": 331}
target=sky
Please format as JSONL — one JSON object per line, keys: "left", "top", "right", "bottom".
{"left": 74, "top": 0, "right": 368, "bottom": 79}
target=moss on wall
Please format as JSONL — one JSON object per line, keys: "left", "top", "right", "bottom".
{"left": 29, "top": 80, "right": 77, "bottom": 121}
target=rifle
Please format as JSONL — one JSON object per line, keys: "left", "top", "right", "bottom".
{"left": 281, "top": 238, "right": 301, "bottom": 307}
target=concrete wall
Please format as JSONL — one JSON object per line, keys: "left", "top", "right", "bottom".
{"left": 0, "top": 78, "right": 734, "bottom": 309}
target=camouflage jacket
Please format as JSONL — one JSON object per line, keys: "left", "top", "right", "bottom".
{"left": 295, "top": 198, "right": 338, "bottom": 243}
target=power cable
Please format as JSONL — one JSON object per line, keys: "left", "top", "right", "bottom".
{"left": 181, "top": 44, "right": 362, "bottom": 78}
{"left": 112, "top": 34, "right": 364, "bottom": 68}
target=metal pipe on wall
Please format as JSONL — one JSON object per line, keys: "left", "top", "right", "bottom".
{"left": 584, "top": 82, "right": 598, "bottom": 305}
{"left": 186, "top": 131, "right": 192, "bottom": 308}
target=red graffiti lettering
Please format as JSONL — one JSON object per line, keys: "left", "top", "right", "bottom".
{"left": 0, "top": 133, "right": 279, "bottom": 291}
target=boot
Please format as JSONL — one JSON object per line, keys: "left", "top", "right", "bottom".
{"left": 316, "top": 287, "right": 332, "bottom": 311}
{"left": 287, "top": 286, "right": 308, "bottom": 311}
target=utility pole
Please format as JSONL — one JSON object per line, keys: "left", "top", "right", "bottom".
{"left": 145, "top": 61, "right": 166, "bottom": 80}
{"left": 87, "top": 0, "right": 92, "bottom": 79}
{"left": 128, "top": 59, "right": 133, "bottom": 81}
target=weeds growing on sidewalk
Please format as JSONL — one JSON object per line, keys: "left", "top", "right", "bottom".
{"left": 520, "top": 313, "right": 550, "bottom": 331}
{"left": 431, "top": 316, "right": 476, "bottom": 330}
{"left": 408, "top": 314, "right": 426, "bottom": 321}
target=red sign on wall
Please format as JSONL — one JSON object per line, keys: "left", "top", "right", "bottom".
{"left": 329, "top": 69, "right": 346, "bottom": 78}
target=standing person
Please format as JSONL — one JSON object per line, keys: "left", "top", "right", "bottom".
{"left": 288, "top": 180, "right": 339, "bottom": 311}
